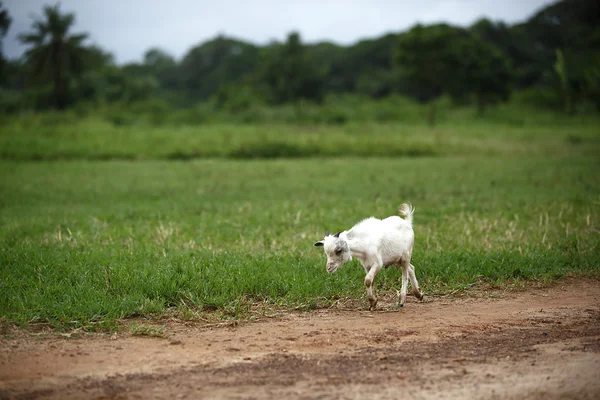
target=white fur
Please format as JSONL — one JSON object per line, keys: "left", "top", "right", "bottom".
{"left": 314, "top": 203, "right": 423, "bottom": 310}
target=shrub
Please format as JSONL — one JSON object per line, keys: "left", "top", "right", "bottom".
{"left": 513, "top": 88, "right": 561, "bottom": 110}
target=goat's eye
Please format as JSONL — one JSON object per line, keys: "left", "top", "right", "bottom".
{"left": 335, "top": 248, "right": 343, "bottom": 255}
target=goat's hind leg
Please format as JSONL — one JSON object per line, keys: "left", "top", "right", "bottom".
{"left": 364, "top": 263, "right": 382, "bottom": 311}
{"left": 397, "top": 264, "right": 409, "bottom": 308}
{"left": 408, "top": 263, "right": 424, "bottom": 300}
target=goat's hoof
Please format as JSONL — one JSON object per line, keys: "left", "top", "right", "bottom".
{"left": 368, "top": 299, "right": 378, "bottom": 311}
{"left": 416, "top": 292, "right": 424, "bottom": 301}
{"left": 397, "top": 303, "right": 404, "bottom": 309}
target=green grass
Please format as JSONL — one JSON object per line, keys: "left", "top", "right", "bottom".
{"left": 1, "top": 152, "right": 599, "bottom": 329}
{"left": 129, "top": 322, "right": 167, "bottom": 338}
{"left": 1, "top": 105, "right": 599, "bottom": 161}
{"left": 1, "top": 102, "right": 599, "bottom": 329}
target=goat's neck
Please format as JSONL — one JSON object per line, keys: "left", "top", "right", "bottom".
{"left": 341, "top": 231, "right": 367, "bottom": 260}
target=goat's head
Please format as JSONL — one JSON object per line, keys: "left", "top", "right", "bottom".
{"left": 314, "top": 232, "right": 352, "bottom": 273}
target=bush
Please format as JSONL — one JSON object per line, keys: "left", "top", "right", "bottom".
{"left": 320, "top": 108, "right": 349, "bottom": 125}
{"left": 0, "top": 89, "right": 23, "bottom": 114}
{"left": 105, "top": 108, "right": 135, "bottom": 126}
{"left": 513, "top": 88, "right": 561, "bottom": 109}
{"left": 214, "top": 84, "right": 262, "bottom": 113}
{"left": 170, "top": 103, "right": 215, "bottom": 125}
{"left": 129, "top": 99, "right": 171, "bottom": 126}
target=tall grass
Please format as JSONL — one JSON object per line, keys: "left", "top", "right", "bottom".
{"left": 1, "top": 118, "right": 599, "bottom": 161}
{"left": 2, "top": 96, "right": 599, "bottom": 161}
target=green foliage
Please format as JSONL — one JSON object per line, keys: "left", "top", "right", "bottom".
{"left": 554, "top": 49, "right": 571, "bottom": 113}
{"left": 470, "top": 18, "right": 540, "bottom": 89}
{"left": 582, "top": 52, "right": 600, "bottom": 111}
{"left": 0, "top": 2, "right": 10, "bottom": 39}
{"left": 1, "top": 100, "right": 598, "bottom": 162}
{"left": 395, "top": 24, "right": 460, "bottom": 103}
{"left": 74, "top": 66, "right": 158, "bottom": 104}
{"left": 395, "top": 23, "right": 512, "bottom": 121}
{"left": 512, "top": 87, "right": 561, "bottom": 110}
{"left": 449, "top": 37, "right": 512, "bottom": 114}
{"left": 261, "top": 32, "right": 325, "bottom": 104}
{"left": 3, "top": 0, "right": 599, "bottom": 115}
{"left": 521, "top": 0, "right": 600, "bottom": 108}
{"left": 142, "top": 48, "right": 178, "bottom": 90}
{"left": 355, "top": 68, "right": 400, "bottom": 98}
{"left": 213, "top": 83, "right": 262, "bottom": 112}
{"left": 0, "top": 88, "right": 21, "bottom": 113}
{"left": 320, "top": 34, "right": 400, "bottom": 95}
{"left": 0, "top": 1, "right": 11, "bottom": 77}
{"left": 180, "top": 35, "right": 261, "bottom": 102}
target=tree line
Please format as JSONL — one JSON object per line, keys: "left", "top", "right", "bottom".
{"left": 0, "top": 0, "right": 598, "bottom": 122}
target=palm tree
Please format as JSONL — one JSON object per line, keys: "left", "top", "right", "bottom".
{"left": 0, "top": 2, "right": 12, "bottom": 79}
{"left": 18, "top": 3, "right": 89, "bottom": 109}
{"left": 0, "top": 2, "right": 10, "bottom": 39}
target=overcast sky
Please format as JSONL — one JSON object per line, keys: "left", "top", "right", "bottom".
{"left": 3, "top": 0, "right": 553, "bottom": 64}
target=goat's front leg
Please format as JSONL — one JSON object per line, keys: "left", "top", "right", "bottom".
{"left": 364, "top": 263, "right": 383, "bottom": 311}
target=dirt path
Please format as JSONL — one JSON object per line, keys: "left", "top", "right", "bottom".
{"left": 1, "top": 278, "right": 599, "bottom": 399}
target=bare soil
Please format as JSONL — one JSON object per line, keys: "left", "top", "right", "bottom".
{"left": 1, "top": 278, "right": 599, "bottom": 400}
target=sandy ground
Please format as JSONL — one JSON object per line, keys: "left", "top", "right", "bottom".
{"left": 1, "top": 277, "right": 599, "bottom": 400}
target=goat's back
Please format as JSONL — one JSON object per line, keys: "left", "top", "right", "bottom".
{"left": 382, "top": 215, "right": 412, "bottom": 230}
{"left": 349, "top": 215, "right": 413, "bottom": 241}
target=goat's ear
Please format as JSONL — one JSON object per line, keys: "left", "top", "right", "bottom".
{"left": 333, "top": 232, "right": 341, "bottom": 238}
{"left": 314, "top": 241, "right": 324, "bottom": 247}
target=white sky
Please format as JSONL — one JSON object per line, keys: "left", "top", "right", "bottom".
{"left": 3, "top": 0, "right": 553, "bottom": 64}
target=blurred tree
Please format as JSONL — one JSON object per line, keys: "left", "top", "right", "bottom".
{"left": 395, "top": 24, "right": 512, "bottom": 122}
{"left": 143, "top": 48, "right": 179, "bottom": 91}
{"left": 76, "top": 64, "right": 158, "bottom": 104}
{"left": 522, "top": 0, "right": 598, "bottom": 64}
{"left": 394, "top": 24, "right": 468, "bottom": 125}
{"left": 345, "top": 34, "right": 400, "bottom": 97}
{"left": 144, "top": 48, "right": 175, "bottom": 69}
{"left": 0, "top": 1, "right": 10, "bottom": 46}
{"left": 304, "top": 41, "right": 346, "bottom": 93}
{"left": 86, "top": 45, "right": 114, "bottom": 68}
{"left": 18, "top": 3, "right": 92, "bottom": 109}
{"left": 514, "top": 0, "right": 600, "bottom": 97}
{"left": 180, "top": 35, "right": 260, "bottom": 102}
{"left": 2, "top": 0, "right": 597, "bottom": 114}
{"left": 584, "top": 59, "right": 600, "bottom": 111}
{"left": 308, "top": 34, "right": 399, "bottom": 96}
{"left": 0, "top": 1, "right": 12, "bottom": 83}
{"left": 470, "top": 18, "right": 540, "bottom": 89}
{"left": 68, "top": 45, "right": 115, "bottom": 105}
{"left": 213, "top": 81, "right": 259, "bottom": 112}
{"left": 260, "top": 32, "right": 324, "bottom": 104}
{"left": 448, "top": 36, "right": 512, "bottom": 115}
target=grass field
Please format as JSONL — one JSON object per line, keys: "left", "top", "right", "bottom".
{"left": 1, "top": 103, "right": 599, "bottom": 161}
{"left": 1, "top": 111, "right": 599, "bottom": 330}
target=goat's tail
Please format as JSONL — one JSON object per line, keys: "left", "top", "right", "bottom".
{"left": 398, "top": 202, "right": 415, "bottom": 224}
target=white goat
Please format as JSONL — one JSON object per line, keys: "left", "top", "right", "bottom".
{"left": 314, "top": 203, "right": 424, "bottom": 310}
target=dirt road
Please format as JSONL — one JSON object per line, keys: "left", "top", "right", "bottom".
{"left": 1, "top": 278, "right": 599, "bottom": 399}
